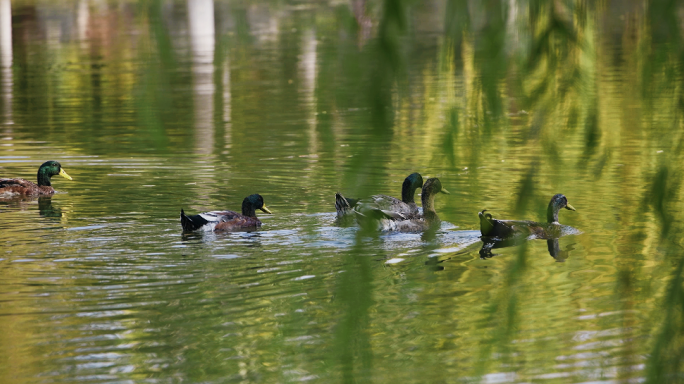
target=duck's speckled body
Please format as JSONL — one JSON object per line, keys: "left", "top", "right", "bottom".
{"left": 0, "top": 161, "right": 72, "bottom": 197}
{"left": 479, "top": 194, "right": 576, "bottom": 239}
{"left": 180, "top": 194, "right": 272, "bottom": 232}
{"left": 335, "top": 173, "right": 423, "bottom": 219}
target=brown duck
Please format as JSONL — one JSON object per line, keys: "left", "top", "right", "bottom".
{"left": 0, "top": 161, "right": 72, "bottom": 196}
{"left": 180, "top": 194, "right": 272, "bottom": 232}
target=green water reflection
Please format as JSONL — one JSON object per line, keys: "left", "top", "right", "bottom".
{"left": 1, "top": 0, "right": 683, "bottom": 383}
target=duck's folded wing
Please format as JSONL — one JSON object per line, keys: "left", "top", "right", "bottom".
{"left": 498, "top": 219, "right": 538, "bottom": 228}
{"left": 0, "top": 178, "right": 40, "bottom": 195}
{"left": 354, "top": 200, "right": 405, "bottom": 220}
{"left": 199, "top": 210, "right": 241, "bottom": 223}
{"left": 375, "top": 195, "right": 422, "bottom": 217}
{"left": 0, "top": 178, "right": 33, "bottom": 189}
{"left": 378, "top": 209, "right": 407, "bottom": 220}
{"left": 479, "top": 209, "right": 538, "bottom": 238}
{"left": 492, "top": 219, "right": 537, "bottom": 238}
{"left": 369, "top": 194, "right": 401, "bottom": 209}
{"left": 181, "top": 210, "right": 243, "bottom": 232}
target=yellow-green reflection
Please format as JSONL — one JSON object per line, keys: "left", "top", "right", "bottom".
{"left": 0, "top": 1, "right": 682, "bottom": 383}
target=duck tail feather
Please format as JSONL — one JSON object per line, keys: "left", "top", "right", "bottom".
{"left": 478, "top": 209, "right": 496, "bottom": 236}
{"left": 180, "top": 209, "right": 207, "bottom": 232}
{"left": 335, "top": 192, "right": 355, "bottom": 215}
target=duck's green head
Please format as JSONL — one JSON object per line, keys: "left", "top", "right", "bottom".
{"left": 401, "top": 172, "right": 424, "bottom": 203}
{"left": 37, "top": 161, "right": 72, "bottom": 187}
{"left": 242, "top": 194, "right": 273, "bottom": 217}
{"left": 547, "top": 194, "right": 575, "bottom": 223}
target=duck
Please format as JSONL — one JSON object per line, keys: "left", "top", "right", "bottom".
{"left": 478, "top": 193, "right": 576, "bottom": 239}
{"left": 180, "top": 194, "right": 272, "bottom": 232}
{"left": 0, "top": 160, "right": 72, "bottom": 196}
{"left": 335, "top": 172, "right": 424, "bottom": 218}
{"left": 355, "top": 177, "right": 449, "bottom": 232}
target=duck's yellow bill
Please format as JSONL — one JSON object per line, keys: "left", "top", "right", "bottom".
{"left": 260, "top": 205, "right": 272, "bottom": 214}
{"left": 440, "top": 188, "right": 450, "bottom": 195}
{"left": 565, "top": 204, "right": 576, "bottom": 211}
{"left": 59, "top": 168, "right": 73, "bottom": 180}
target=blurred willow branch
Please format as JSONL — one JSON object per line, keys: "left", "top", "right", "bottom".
{"left": 645, "top": 163, "right": 684, "bottom": 383}
{"left": 642, "top": 1, "right": 684, "bottom": 379}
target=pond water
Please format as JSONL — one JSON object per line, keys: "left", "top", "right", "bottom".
{"left": 1, "top": 1, "right": 683, "bottom": 383}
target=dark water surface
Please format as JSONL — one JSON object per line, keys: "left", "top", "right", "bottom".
{"left": 1, "top": 1, "right": 683, "bottom": 383}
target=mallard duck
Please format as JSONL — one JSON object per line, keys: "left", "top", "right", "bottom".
{"left": 180, "top": 194, "right": 272, "bottom": 232}
{"left": 479, "top": 193, "right": 576, "bottom": 239}
{"left": 356, "top": 177, "right": 449, "bottom": 232}
{"left": 335, "top": 172, "right": 424, "bottom": 218}
{"left": 0, "top": 160, "right": 72, "bottom": 196}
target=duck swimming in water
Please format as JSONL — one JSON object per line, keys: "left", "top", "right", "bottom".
{"left": 335, "top": 172, "right": 424, "bottom": 219}
{"left": 479, "top": 193, "right": 576, "bottom": 239}
{"left": 0, "top": 160, "right": 72, "bottom": 196}
{"left": 355, "top": 177, "right": 449, "bottom": 232}
{"left": 180, "top": 194, "right": 272, "bottom": 232}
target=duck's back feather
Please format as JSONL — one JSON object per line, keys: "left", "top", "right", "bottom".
{"left": 352, "top": 194, "right": 419, "bottom": 221}
{"left": 199, "top": 210, "right": 242, "bottom": 222}
{"left": 368, "top": 194, "right": 419, "bottom": 217}
{"left": 479, "top": 210, "right": 533, "bottom": 238}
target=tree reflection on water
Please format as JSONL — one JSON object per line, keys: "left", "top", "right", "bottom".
{"left": 0, "top": 0, "right": 683, "bottom": 383}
